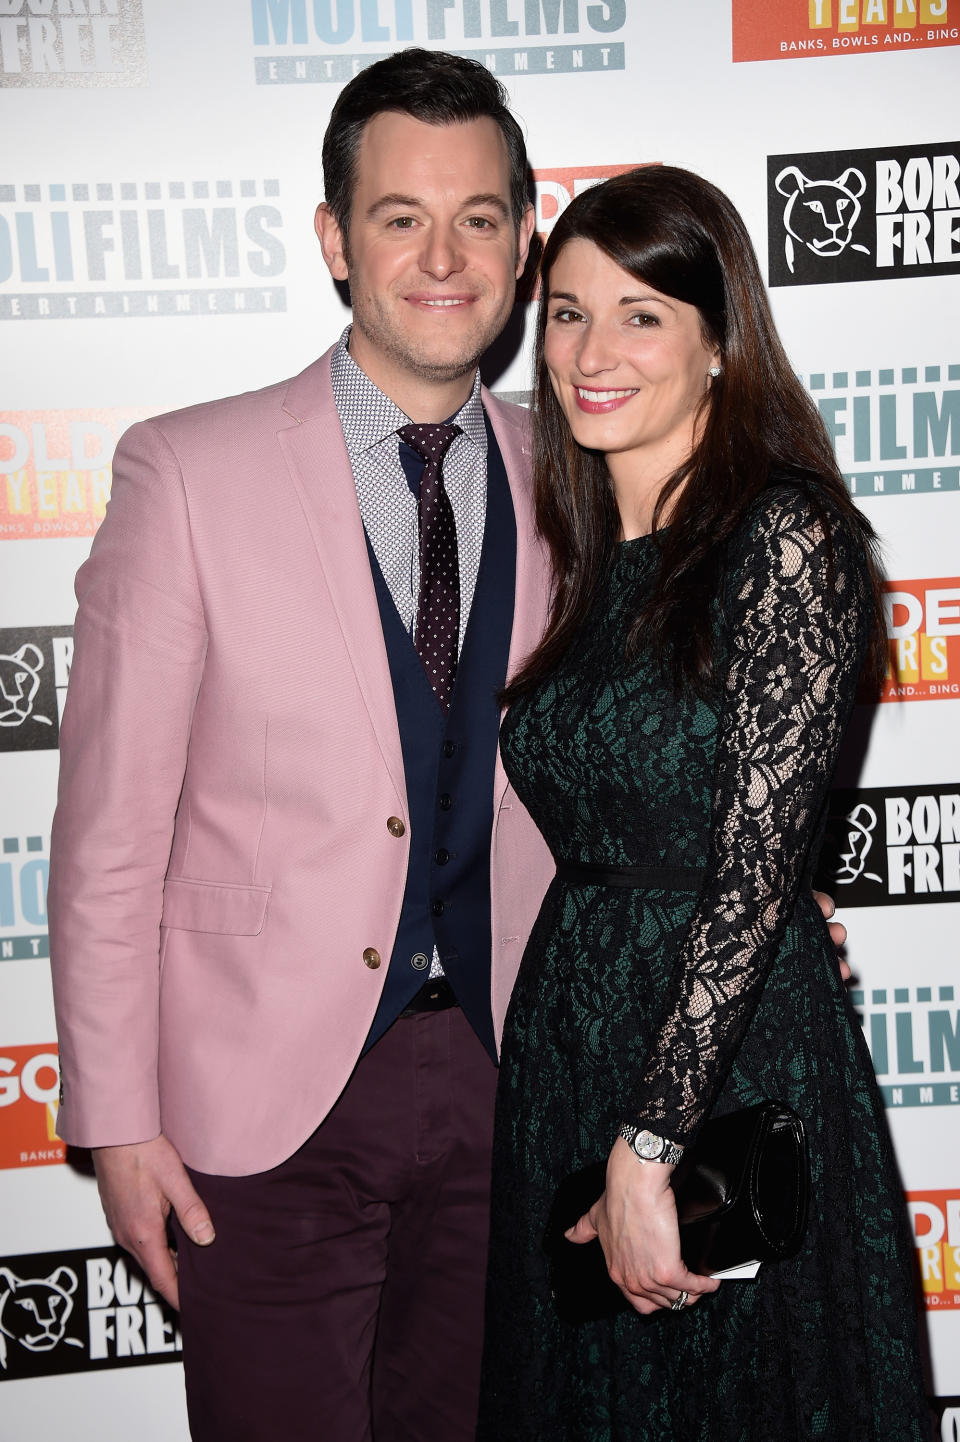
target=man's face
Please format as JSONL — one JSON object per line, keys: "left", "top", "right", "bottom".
{"left": 316, "top": 112, "right": 534, "bottom": 415}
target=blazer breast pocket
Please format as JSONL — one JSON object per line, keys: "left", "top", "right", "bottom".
{"left": 161, "top": 876, "right": 271, "bottom": 936}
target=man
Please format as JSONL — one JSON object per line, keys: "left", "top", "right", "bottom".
{"left": 49, "top": 45, "right": 843, "bottom": 1442}
{"left": 50, "top": 47, "right": 551, "bottom": 1442}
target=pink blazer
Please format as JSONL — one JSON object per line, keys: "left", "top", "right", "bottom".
{"left": 48, "top": 349, "right": 555, "bottom": 1176}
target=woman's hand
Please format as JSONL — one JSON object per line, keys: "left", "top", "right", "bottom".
{"left": 565, "top": 1137, "right": 720, "bottom": 1314}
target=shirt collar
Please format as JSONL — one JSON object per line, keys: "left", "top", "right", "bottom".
{"left": 330, "top": 326, "right": 486, "bottom": 459}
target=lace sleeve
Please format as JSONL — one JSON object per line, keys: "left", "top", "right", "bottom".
{"left": 626, "top": 487, "right": 874, "bottom": 1145}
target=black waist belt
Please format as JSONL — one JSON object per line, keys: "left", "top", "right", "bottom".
{"left": 554, "top": 860, "right": 704, "bottom": 891}
{"left": 400, "top": 976, "right": 460, "bottom": 1017}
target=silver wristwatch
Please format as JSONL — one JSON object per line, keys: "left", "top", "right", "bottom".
{"left": 618, "top": 1122, "right": 685, "bottom": 1166}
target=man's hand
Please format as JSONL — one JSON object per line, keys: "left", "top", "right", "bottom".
{"left": 813, "top": 889, "right": 850, "bottom": 981}
{"left": 92, "top": 1134, "right": 215, "bottom": 1310}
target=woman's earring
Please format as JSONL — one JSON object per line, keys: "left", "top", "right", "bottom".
{"left": 708, "top": 366, "right": 721, "bottom": 378}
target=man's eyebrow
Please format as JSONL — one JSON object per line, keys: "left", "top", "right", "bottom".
{"left": 364, "top": 192, "right": 510, "bottom": 220}
{"left": 461, "top": 193, "right": 510, "bottom": 217}
{"left": 365, "top": 194, "right": 423, "bottom": 219}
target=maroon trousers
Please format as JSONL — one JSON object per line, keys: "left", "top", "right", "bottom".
{"left": 174, "top": 1007, "right": 498, "bottom": 1442}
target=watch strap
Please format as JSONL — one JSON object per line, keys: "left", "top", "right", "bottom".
{"left": 618, "top": 1122, "right": 685, "bottom": 1166}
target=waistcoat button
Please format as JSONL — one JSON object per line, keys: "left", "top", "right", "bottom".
{"left": 386, "top": 816, "right": 406, "bottom": 838}
{"left": 411, "top": 952, "right": 430, "bottom": 971}
{"left": 363, "top": 948, "right": 382, "bottom": 969}
{"left": 435, "top": 848, "right": 450, "bottom": 865}
{"left": 431, "top": 900, "right": 445, "bottom": 917}
{"left": 439, "top": 793, "right": 453, "bottom": 811}
{"left": 442, "top": 740, "right": 456, "bottom": 758}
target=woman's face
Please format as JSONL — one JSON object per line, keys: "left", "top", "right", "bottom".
{"left": 543, "top": 238, "right": 720, "bottom": 483}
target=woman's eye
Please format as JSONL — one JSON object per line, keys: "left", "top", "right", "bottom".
{"left": 629, "top": 312, "right": 659, "bottom": 327}
{"left": 552, "top": 308, "right": 584, "bottom": 323}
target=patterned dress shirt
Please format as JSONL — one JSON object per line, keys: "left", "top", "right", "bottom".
{"left": 330, "top": 327, "right": 488, "bottom": 653}
{"left": 330, "top": 328, "right": 491, "bottom": 981}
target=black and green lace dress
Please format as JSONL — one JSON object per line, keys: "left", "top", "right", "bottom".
{"left": 478, "top": 486, "right": 930, "bottom": 1442}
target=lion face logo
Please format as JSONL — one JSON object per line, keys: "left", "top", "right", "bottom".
{"left": 834, "top": 803, "right": 883, "bottom": 887}
{"left": 0, "top": 1266, "right": 84, "bottom": 1369}
{"left": 0, "top": 643, "right": 53, "bottom": 728}
{"left": 774, "top": 165, "right": 871, "bottom": 274}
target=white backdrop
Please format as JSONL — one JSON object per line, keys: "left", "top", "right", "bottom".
{"left": 2, "top": 2, "right": 958, "bottom": 1437}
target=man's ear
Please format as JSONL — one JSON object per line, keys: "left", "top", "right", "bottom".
{"left": 515, "top": 202, "right": 536, "bottom": 279}
{"left": 315, "top": 203, "right": 349, "bottom": 282}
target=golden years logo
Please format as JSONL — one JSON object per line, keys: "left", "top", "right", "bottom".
{"left": 532, "top": 164, "right": 644, "bottom": 244}
{"left": 881, "top": 577, "right": 960, "bottom": 701}
{"left": 0, "top": 409, "right": 145, "bottom": 539}
{"left": 733, "top": 0, "right": 958, "bottom": 61}
{"left": 0, "top": 1045, "right": 62, "bottom": 1170}
{"left": 907, "top": 1190, "right": 960, "bottom": 1308}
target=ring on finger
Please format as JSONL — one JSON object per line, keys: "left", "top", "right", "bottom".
{"left": 670, "top": 1290, "right": 689, "bottom": 1312}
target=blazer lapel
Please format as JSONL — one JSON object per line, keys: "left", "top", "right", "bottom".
{"left": 277, "top": 350, "right": 406, "bottom": 803}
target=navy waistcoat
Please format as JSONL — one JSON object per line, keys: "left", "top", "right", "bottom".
{"left": 363, "top": 415, "right": 517, "bottom": 1061}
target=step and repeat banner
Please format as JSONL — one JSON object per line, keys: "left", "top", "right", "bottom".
{"left": 2, "top": 3, "right": 958, "bottom": 1438}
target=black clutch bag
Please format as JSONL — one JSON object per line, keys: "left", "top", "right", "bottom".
{"left": 543, "top": 1100, "right": 809, "bottom": 1324}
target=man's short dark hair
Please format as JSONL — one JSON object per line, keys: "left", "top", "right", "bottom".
{"left": 321, "top": 47, "right": 530, "bottom": 236}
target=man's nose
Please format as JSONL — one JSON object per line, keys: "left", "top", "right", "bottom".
{"left": 419, "top": 225, "right": 465, "bottom": 280}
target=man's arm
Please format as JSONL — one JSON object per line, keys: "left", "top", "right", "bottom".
{"left": 93, "top": 1138, "right": 214, "bottom": 1309}
{"left": 49, "top": 420, "right": 212, "bottom": 1298}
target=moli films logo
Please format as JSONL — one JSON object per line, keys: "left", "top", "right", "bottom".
{"left": 817, "top": 783, "right": 960, "bottom": 905}
{"left": 802, "top": 363, "right": 960, "bottom": 497}
{"left": 733, "top": 0, "right": 958, "bottom": 61}
{"left": 0, "top": 409, "right": 144, "bottom": 538}
{"left": 0, "top": 1246, "right": 181, "bottom": 1378}
{"left": 0, "top": 178, "right": 287, "bottom": 320}
{"left": 250, "top": 0, "right": 627, "bottom": 84}
{"left": 907, "top": 1192, "right": 960, "bottom": 1307}
{"left": 849, "top": 983, "right": 960, "bottom": 1108}
{"left": 767, "top": 141, "right": 960, "bottom": 286}
{"left": 0, "top": 625, "right": 72, "bottom": 750}
{"left": 0, "top": 1045, "right": 62, "bottom": 1169}
{"left": 0, "top": 833, "right": 48, "bottom": 962}
{"left": 0, "top": 0, "right": 146, "bottom": 88}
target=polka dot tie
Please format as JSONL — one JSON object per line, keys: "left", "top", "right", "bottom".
{"left": 397, "top": 422, "right": 462, "bottom": 713}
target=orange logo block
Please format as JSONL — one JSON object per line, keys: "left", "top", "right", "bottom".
{"left": 908, "top": 1190, "right": 960, "bottom": 1307}
{"left": 0, "top": 1044, "right": 63, "bottom": 1169}
{"left": 733, "top": 0, "right": 958, "bottom": 61}
{"left": 879, "top": 577, "right": 960, "bottom": 702}
{"left": 0, "top": 409, "right": 148, "bottom": 540}
{"left": 532, "top": 165, "right": 646, "bottom": 243}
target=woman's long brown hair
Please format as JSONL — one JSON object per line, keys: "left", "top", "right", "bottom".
{"left": 503, "top": 166, "right": 887, "bottom": 703}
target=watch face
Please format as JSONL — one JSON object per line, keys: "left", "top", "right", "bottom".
{"left": 635, "top": 1130, "right": 664, "bottom": 1160}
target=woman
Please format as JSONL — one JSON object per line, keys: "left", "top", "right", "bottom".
{"left": 478, "top": 167, "right": 930, "bottom": 1441}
